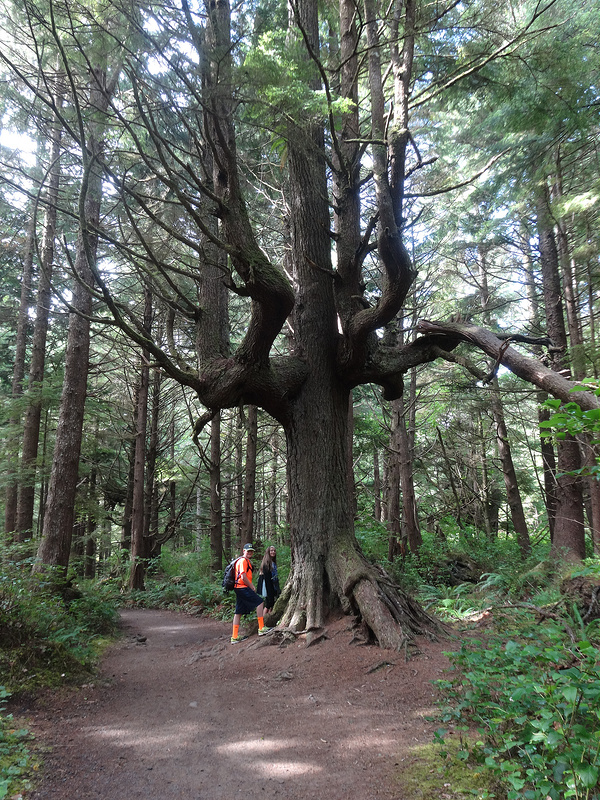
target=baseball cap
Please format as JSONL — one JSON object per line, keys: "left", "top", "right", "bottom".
{"left": 243, "top": 543, "right": 255, "bottom": 551}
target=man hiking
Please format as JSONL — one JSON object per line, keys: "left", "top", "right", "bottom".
{"left": 231, "top": 544, "right": 272, "bottom": 643}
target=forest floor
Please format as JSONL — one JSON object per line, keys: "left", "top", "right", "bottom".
{"left": 16, "top": 608, "right": 460, "bottom": 800}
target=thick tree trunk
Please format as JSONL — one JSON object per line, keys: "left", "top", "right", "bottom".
{"left": 194, "top": 146, "right": 229, "bottom": 565}
{"left": 34, "top": 235, "right": 94, "bottom": 574}
{"left": 34, "top": 54, "right": 115, "bottom": 579}
{"left": 14, "top": 109, "right": 62, "bottom": 541}
{"left": 273, "top": 0, "right": 440, "bottom": 648}
{"left": 537, "top": 182, "right": 586, "bottom": 560}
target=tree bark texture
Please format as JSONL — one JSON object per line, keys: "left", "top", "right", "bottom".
{"left": 35, "top": 61, "right": 112, "bottom": 576}
{"left": 128, "top": 290, "right": 152, "bottom": 591}
{"left": 15, "top": 88, "right": 63, "bottom": 541}
{"left": 5, "top": 207, "right": 36, "bottom": 538}
{"left": 537, "top": 182, "right": 586, "bottom": 560}
{"left": 35, "top": 233, "right": 95, "bottom": 573}
{"left": 209, "top": 413, "right": 223, "bottom": 572}
{"left": 240, "top": 405, "right": 258, "bottom": 546}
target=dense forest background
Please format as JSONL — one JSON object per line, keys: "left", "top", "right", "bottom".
{"left": 1, "top": 0, "right": 598, "bottom": 592}
{"left": 1, "top": 0, "right": 600, "bottom": 796}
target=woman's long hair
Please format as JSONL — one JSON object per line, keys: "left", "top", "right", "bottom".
{"left": 260, "top": 547, "right": 276, "bottom": 575}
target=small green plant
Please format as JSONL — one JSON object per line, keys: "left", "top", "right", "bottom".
{"left": 420, "top": 583, "right": 483, "bottom": 621}
{"left": 436, "top": 610, "right": 600, "bottom": 799}
{"left": 0, "top": 687, "right": 37, "bottom": 799}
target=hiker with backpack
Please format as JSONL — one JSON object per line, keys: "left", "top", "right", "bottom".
{"left": 256, "top": 545, "right": 281, "bottom": 614}
{"left": 230, "top": 543, "right": 272, "bottom": 644}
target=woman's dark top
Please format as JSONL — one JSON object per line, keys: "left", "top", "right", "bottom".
{"left": 257, "top": 563, "right": 280, "bottom": 610}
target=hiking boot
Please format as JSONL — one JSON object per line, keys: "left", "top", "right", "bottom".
{"left": 258, "top": 626, "right": 273, "bottom": 636}
{"left": 231, "top": 635, "right": 248, "bottom": 644}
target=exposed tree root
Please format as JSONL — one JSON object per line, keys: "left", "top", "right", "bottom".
{"left": 274, "top": 558, "right": 446, "bottom": 651}
{"left": 351, "top": 569, "right": 446, "bottom": 649}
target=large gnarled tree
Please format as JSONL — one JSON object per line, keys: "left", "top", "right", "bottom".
{"left": 12, "top": 0, "right": 599, "bottom": 646}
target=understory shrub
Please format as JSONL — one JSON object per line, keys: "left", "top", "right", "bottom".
{"left": 387, "top": 527, "right": 547, "bottom": 594}
{"left": 129, "top": 543, "right": 291, "bottom": 617}
{"left": 0, "top": 687, "right": 37, "bottom": 799}
{"left": 436, "top": 608, "right": 600, "bottom": 800}
{"left": 0, "top": 561, "right": 119, "bottom": 694}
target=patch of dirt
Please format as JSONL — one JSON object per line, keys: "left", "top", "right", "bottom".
{"left": 18, "top": 609, "right": 455, "bottom": 800}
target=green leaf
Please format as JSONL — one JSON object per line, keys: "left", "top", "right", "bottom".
{"left": 553, "top": 762, "right": 569, "bottom": 782}
{"left": 544, "top": 399, "right": 562, "bottom": 410}
{"left": 576, "top": 764, "right": 599, "bottom": 788}
{"left": 563, "top": 402, "right": 583, "bottom": 414}
{"left": 562, "top": 685, "right": 579, "bottom": 703}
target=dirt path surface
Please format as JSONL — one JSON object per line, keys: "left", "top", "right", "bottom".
{"left": 23, "top": 609, "right": 453, "bottom": 800}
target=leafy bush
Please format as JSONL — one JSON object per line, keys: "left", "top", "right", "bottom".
{"left": 0, "top": 556, "right": 119, "bottom": 694}
{"left": 436, "top": 609, "right": 600, "bottom": 800}
{"left": 132, "top": 542, "right": 291, "bottom": 617}
{"left": 386, "top": 526, "right": 546, "bottom": 596}
{"left": 355, "top": 520, "right": 391, "bottom": 565}
{"left": 0, "top": 687, "right": 37, "bottom": 799}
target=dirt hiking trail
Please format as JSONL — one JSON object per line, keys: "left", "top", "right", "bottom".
{"left": 23, "top": 608, "right": 453, "bottom": 800}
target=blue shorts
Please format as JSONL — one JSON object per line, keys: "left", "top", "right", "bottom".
{"left": 234, "top": 587, "right": 263, "bottom": 615}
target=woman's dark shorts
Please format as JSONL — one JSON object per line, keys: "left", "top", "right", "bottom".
{"left": 234, "top": 587, "right": 263, "bottom": 615}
